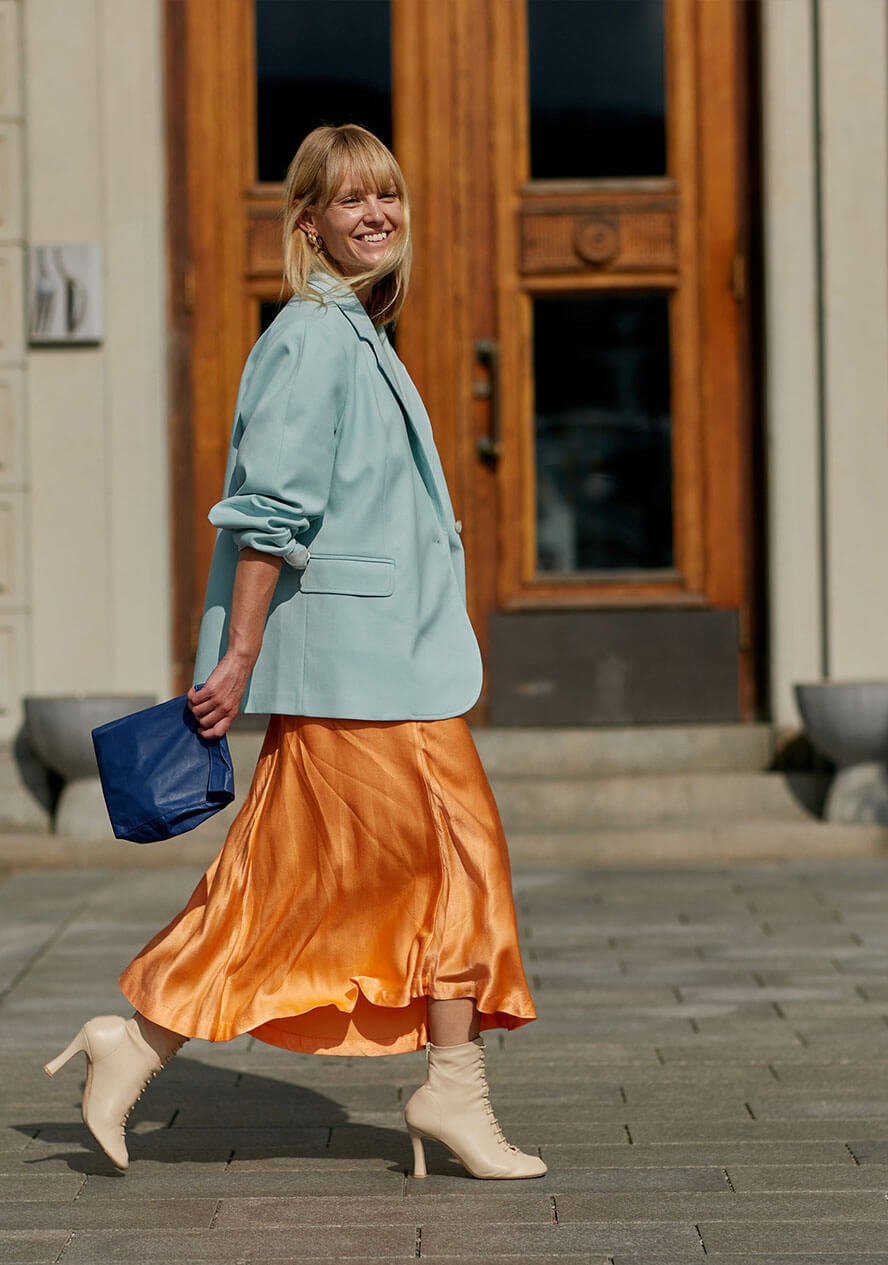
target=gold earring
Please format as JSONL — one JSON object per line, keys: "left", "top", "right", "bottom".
{"left": 305, "top": 229, "right": 322, "bottom": 251}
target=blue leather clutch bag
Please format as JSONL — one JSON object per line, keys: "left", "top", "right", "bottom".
{"left": 91, "top": 694, "right": 235, "bottom": 843}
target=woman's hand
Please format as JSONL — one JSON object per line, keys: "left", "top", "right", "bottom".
{"left": 188, "top": 651, "right": 254, "bottom": 739}
{"left": 189, "top": 548, "right": 284, "bottom": 737}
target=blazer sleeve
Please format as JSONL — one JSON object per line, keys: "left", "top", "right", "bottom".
{"left": 208, "top": 315, "right": 347, "bottom": 567}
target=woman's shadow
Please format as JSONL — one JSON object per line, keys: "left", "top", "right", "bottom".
{"left": 13, "top": 1050, "right": 443, "bottom": 1178}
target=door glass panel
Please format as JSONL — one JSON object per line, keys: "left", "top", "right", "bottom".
{"left": 528, "top": 0, "right": 665, "bottom": 179}
{"left": 534, "top": 294, "right": 673, "bottom": 573}
{"left": 255, "top": 0, "right": 392, "bottom": 183}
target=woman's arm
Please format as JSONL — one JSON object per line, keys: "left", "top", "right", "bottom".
{"left": 187, "top": 548, "right": 283, "bottom": 738}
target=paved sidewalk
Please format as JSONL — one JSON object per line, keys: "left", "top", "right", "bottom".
{"left": 3, "top": 856, "right": 888, "bottom": 1262}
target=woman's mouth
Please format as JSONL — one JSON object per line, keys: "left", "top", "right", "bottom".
{"left": 356, "top": 231, "right": 390, "bottom": 243}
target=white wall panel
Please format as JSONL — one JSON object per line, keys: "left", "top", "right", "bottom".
{"left": 0, "top": 2, "right": 22, "bottom": 120}
{"left": 761, "top": 0, "right": 823, "bottom": 727}
{"left": 0, "top": 615, "right": 26, "bottom": 739}
{"left": 819, "top": 0, "right": 888, "bottom": 681}
{"left": 0, "top": 368, "right": 24, "bottom": 486}
{"left": 0, "top": 122, "right": 22, "bottom": 241}
{"left": 0, "top": 245, "right": 23, "bottom": 363}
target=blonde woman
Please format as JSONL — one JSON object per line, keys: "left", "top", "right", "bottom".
{"left": 44, "top": 125, "right": 545, "bottom": 1182}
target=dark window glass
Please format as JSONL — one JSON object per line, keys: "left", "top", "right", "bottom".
{"left": 534, "top": 294, "right": 673, "bottom": 573}
{"left": 255, "top": 0, "right": 392, "bottom": 184}
{"left": 528, "top": 0, "right": 665, "bottom": 179}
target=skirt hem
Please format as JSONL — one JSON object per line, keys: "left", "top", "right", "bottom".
{"left": 120, "top": 975, "right": 535, "bottom": 1056}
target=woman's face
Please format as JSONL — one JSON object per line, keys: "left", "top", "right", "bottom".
{"left": 302, "top": 171, "right": 404, "bottom": 276}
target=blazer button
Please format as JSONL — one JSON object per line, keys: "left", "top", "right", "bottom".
{"left": 454, "top": 520, "right": 463, "bottom": 534}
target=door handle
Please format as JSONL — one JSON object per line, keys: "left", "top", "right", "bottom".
{"left": 474, "top": 338, "right": 502, "bottom": 465}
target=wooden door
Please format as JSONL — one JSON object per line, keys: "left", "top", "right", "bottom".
{"left": 168, "top": 0, "right": 758, "bottom": 723}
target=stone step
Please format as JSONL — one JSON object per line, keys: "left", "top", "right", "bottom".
{"left": 473, "top": 724, "right": 776, "bottom": 777}
{"left": 489, "top": 772, "right": 828, "bottom": 831}
{"left": 221, "top": 733, "right": 823, "bottom": 835}
{"left": 505, "top": 822, "right": 888, "bottom": 866}
{"left": 226, "top": 724, "right": 778, "bottom": 782}
{"left": 0, "top": 724, "right": 833, "bottom": 844}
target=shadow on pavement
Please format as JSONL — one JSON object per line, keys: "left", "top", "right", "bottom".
{"left": 12, "top": 1055, "right": 418, "bottom": 1176}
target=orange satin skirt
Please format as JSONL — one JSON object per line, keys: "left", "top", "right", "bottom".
{"left": 119, "top": 715, "right": 536, "bottom": 1055}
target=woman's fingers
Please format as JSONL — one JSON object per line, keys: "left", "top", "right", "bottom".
{"left": 187, "top": 652, "right": 250, "bottom": 732}
{"left": 198, "top": 715, "right": 233, "bottom": 739}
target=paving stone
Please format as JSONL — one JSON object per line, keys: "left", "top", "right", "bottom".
{"left": 769, "top": 1061, "right": 888, "bottom": 1088}
{"left": 847, "top": 1140, "right": 888, "bottom": 1164}
{"left": 75, "top": 1167, "right": 403, "bottom": 1199}
{"left": 725, "top": 1164, "right": 888, "bottom": 1192}
{"left": 0, "top": 1233, "right": 69, "bottom": 1264}
{"left": 627, "top": 1117, "right": 888, "bottom": 1144}
{"left": 556, "top": 1190, "right": 887, "bottom": 1221}
{"left": 699, "top": 1220, "right": 888, "bottom": 1253}
{"left": 0, "top": 1172, "right": 85, "bottom": 1199}
{"left": 0, "top": 1198, "right": 218, "bottom": 1229}
{"left": 181, "top": 1259, "right": 611, "bottom": 1265}
{"left": 747, "top": 1094, "right": 888, "bottom": 1120}
{"left": 225, "top": 1152, "right": 397, "bottom": 1172}
{"left": 619, "top": 1258, "right": 888, "bottom": 1265}
{"left": 540, "top": 1141, "right": 855, "bottom": 1167}
{"left": 214, "top": 1193, "right": 552, "bottom": 1227}
{"left": 421, "top": 1220, "right": 704, "bottom": 1256}
{"left": 59, "top": 1227, "right": 418, "bottom": 1262}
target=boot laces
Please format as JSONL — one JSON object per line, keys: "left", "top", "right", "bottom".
{"left": 478, "top": 1063, "right": 519, "bottom": 1154}
{"left": 121, "top": 1039, "right": 187, "bottom": 1125}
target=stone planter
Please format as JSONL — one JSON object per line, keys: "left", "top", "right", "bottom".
{"left": 794, "top": 681, "right": 888, "bottom": 823}
{"left": 24, "top": 695, "right": 155, "bottom": 839}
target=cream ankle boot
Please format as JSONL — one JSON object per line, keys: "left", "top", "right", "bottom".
{"left": 404, "top": 1037, "right": 547, "bottom": 1179}
{"left": 44, "top": 1014, "right": 185, "bottom": 1169}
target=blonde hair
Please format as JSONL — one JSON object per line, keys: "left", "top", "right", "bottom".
{"left": 282, "top": 124, "right": 411, "bottom": 326}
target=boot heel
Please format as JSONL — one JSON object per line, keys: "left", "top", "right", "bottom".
{"left": 44, "top": 1029, "right": 88, "bottom": 1078}
{"left": 408, "top": 1127, "right": 427, "bottom": 1178}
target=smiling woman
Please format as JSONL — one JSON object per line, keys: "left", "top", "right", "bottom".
{"left": 300, "top": 183, "right": 403, "bottom": 277}
{"left": 44, "top": 123, "right": 546, "bottom": 1186}
{"left": 281, "top": 123, "right": 412, "bottom": 326}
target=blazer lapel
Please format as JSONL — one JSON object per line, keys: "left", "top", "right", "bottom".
{"left": 323, "top": 282, "right": 412, "bottom": 413}
{"left": 315, "top": 274, "right": 451, "bottom": 526}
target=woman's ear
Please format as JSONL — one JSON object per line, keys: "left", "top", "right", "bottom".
{"left": 296, "top": 210, "right": 316, "bottom": 235}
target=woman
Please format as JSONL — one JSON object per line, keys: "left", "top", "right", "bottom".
{"left": 44, "top": 124, "right": 545, "bottom": 1183}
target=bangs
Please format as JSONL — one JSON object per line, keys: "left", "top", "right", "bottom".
{"left": 320, "top": 133, "right": 404, "bottom": 205}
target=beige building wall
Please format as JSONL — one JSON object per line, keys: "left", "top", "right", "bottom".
{"left": 21, "top": 0, "right": 170, "bottom": 727}
{"left": 0, "top": 0, "right": 28, "bottom": 743}
{"left": 762, "top": 0, "right": 888, "bottom": 729}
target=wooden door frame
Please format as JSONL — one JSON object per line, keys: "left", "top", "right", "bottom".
{"left": 394, "top": 0, "right": 759, "bottom": 716}
{"left": 166, "top": 0, "right": 258, "bottom": 693}
{"left": 165, "top": 0, "right": 760, "bottom": 716}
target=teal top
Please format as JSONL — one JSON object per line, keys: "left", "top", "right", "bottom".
{"left": 193, "top": 273, "right": 483, "bottom": 719}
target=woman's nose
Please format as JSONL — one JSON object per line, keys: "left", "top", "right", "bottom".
{"left": 363, "top": 198, "right": 385, "bottom": 223}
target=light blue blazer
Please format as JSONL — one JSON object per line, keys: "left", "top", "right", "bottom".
{"left": 193, "top": 273, "right": 483, "bottom": 719}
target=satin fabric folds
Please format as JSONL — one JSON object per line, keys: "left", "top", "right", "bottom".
{"left": 119, "top": 717, "right": 536, "bottom": 1055}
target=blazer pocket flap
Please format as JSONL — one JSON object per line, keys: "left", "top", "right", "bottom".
{"left": 300, "top": 554, "right": 395, "bottom": 597}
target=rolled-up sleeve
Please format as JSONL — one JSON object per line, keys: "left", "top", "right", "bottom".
{"left": 208, "top": 316, "right": 346, "bottom": 567}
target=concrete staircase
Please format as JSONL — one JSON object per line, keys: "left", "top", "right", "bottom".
{"left": 216, "top": 723, "right": 888, "bottom": 864}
